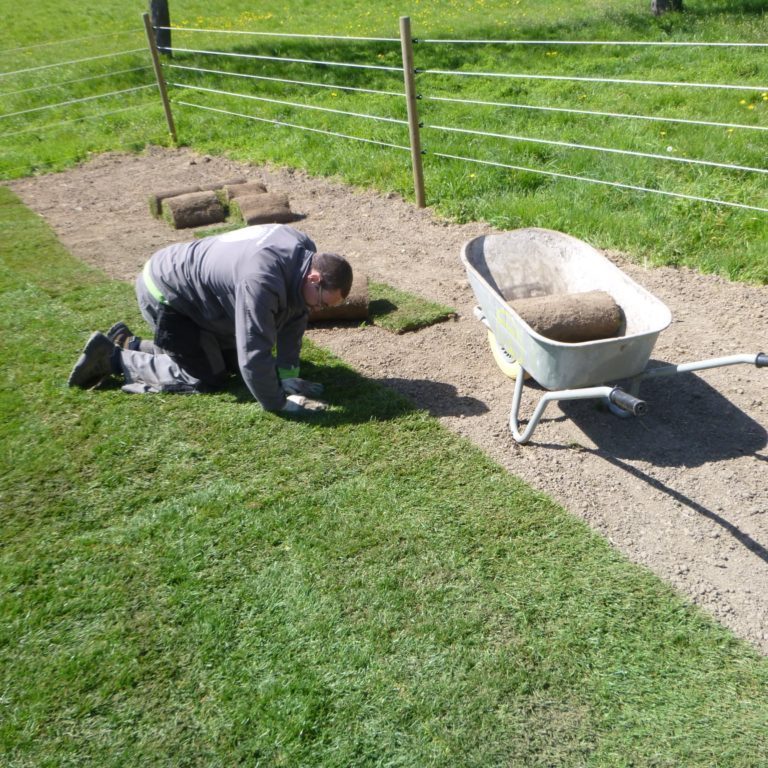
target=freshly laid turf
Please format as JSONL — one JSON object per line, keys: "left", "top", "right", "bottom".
{"left": 369, "top": 281, "right": 457, "bottom": 333}
{"left": 3, "top": 189, "right": 768, "bottom": 766}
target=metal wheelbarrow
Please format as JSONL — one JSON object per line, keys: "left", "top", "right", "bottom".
{"left": 461, "top": 228, "right": 767, "bottom": 444}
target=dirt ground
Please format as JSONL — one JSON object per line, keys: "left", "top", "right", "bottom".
{"left": 9, "top": 146, "right": 768, "bottom": 653}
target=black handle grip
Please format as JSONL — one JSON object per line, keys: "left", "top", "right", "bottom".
{"left": 609, "top": 387, "right": 647, "bottom": 417}
{"left": 756, "top": 353, "right": 768, "bottom": 368}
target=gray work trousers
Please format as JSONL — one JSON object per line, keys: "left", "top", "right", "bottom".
{"left": 118, "top": 274, "right": 228, "bottom": 395}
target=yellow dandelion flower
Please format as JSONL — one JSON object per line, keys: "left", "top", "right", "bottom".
{"left": 739, "top": 99, "right": 747, "bottom": 105}
{"left": 748, "top": 104, "right": 755, "bottom": 109}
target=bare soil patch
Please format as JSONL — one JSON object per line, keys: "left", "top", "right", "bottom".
{"left": 9, "top": 146, "right": 768, "bottom": 652}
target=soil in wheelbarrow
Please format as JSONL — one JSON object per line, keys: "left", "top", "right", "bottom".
{"left": 9, "top": 147, "right": 768, "bottom": 653}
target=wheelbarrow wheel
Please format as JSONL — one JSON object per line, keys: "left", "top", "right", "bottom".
{"left": 487, "top": 330, "right": 530, "bottom": 381}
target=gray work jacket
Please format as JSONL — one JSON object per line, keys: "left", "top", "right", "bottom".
{"left": 147, "top": 224, "right": 315, "bottom": 410}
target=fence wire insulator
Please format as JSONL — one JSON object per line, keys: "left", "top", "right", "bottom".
{"left": 175, "top": 100, "right": 410, "bottom": 151}
{"left": 431, "top": 151, "right": 768, "bottom": 213}
{"left": 168, "top": 64, "right": 405, "bottom": 98}
{"left": 160, "top": 47, "right": 404, "bottom": 73}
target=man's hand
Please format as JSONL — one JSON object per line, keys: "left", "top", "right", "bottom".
{"left": 281, "top": 394, "right": 328, "bottom": 414}
{"left": 280, "top": 377, "right": 324, "bottom": 397}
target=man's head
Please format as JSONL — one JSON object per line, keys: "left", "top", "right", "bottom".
{"left": 302, "top": 252, "right": 353, "bottom": 310}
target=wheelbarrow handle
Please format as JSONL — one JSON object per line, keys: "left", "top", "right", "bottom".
{"left": 757, "top": 353, "right": 768, "bottom": 368}
{"left": 609, "top": 387, "right": 647, "bottom": 417}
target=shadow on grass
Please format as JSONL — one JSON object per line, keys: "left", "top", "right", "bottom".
{"left": 372, "top": 377, "right": 489, "bottom": 418}
{"left": 368, "top": 297, "right": 397, "bottom": 318}
{"left": 221, "top": 352, "right": 490, "bottom": 423}
{"left": 222, "top": 357, "right": 419, "bottom": 425}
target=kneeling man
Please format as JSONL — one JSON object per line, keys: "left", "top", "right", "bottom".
{"left": 68, "top": 224, "right": 352, "bottom": 415}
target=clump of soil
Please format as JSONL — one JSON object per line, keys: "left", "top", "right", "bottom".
{"left": 9, "top": 146, "right": 768, "bottom": 653}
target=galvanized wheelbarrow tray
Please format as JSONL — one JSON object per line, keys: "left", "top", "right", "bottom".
{"left": 461, "top": 228, "right": 767, "bottom": 444}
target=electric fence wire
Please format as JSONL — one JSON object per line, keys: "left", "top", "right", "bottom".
{"left": 425, "top": 123, "right": 768, "bottom": 175}
{"left": 159, "top": 46, "right": 403, "bottom": 73}
{"left": 170, "top": 82, "right": 408, "bottom": 125}
{"left": 0, "top": 49, "right": 147, "bottom": 78}
{"left": 155, "top": 25, "right": 768, "bottom": 48}
{"left": 424, "top": 94, "right": 768, "bottom": 133}
{"left": 430, "top": 151, "right": 768, "bottom": 213}
{"left": 1, "top": 134, "right": 168, "bottom": 179}
{"left": 0, "top": 30, "right": 141, "bottom": 55}
{"left": 175, "top": 100, "right": 410, "bottom": 151}
{"left": 1, "top": 67, "right": 153, "bottom": 97}
{"left": 415, "top": 38, "right": 768, "bottom": 47}
{"left": 0, "top": 85, "right": 155, "bottom": 120}
{"left": 155, "top": 25, "right": 399, "bottom": 43}
{"left": 417, "top": 67, "right": 768, "bottom": 92}
{"left": 168, "top": 63, "right": 405, "bottom": 98}
{"left": 5, "top": 23, "right": 764, "bottom": 214}
{"left": 0, "top": 102, "right": 154, "bottom": 139}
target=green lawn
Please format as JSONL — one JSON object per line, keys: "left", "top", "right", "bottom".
{"left": 3, "top": 3, "right": 768, "bottom": 764}
{"left": 1, "top": 0, "right": 767, "bottom": 281}
{"left": 2, "top": 175, "right": 768, "bottom": 766}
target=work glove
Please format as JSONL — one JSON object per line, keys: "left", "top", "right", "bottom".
{"left": 281, "top": 394, "right": 328, "bottom": 414}
{"left": 280, "top": 377, "right": 324, "bottom": 397}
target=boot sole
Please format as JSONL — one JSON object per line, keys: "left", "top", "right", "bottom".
{"left": 67, "top": 332, "right": 114, "bottom": 388}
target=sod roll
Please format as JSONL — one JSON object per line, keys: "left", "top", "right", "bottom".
{"left": 231, "top": 192, "right": 295, "bottom": 225}
{"left": 308, "top": 272, "right": 369, "bottom": 322}
{"left": 161, "top": 191, "right": 227, "bottom": 229}
{"left": 214, "top": 176, "right": 248, "bottom": 191}
{"left": 510, "top": 290, "right": 623, "bottom": 342}
{"left": 222, "top": 181, "right": 268, "bottom": 201}
{"left": 148, "top": 185, "right": 202, "bottom": 218}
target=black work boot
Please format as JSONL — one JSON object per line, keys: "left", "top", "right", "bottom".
{"left": 67, "top": 332, "right": 120, "bottom": 389}
{"left": 107, "top": 321, "right": 142, "bottom": 350}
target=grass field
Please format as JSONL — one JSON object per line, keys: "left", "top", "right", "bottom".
{"left": 3, "top": 2, "right": 768, "bottom": 765}
{"left": 1, "top": 0, "right": 767, "bottom": 281}
{"left": 3, "top": 184, "right": 768, "bottom": 765}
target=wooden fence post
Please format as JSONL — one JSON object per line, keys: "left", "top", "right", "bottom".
{"left": 399, "top": 16, "right": 426, "bottom": 208}
{"left": 149, "top": 0, "right": 172, "bottom": 55}
{"left": 142, "top": 12, "right": 178, "bottom": 144}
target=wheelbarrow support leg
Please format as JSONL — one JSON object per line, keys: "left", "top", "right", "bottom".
{"left": 509, "top": 371, "right": 646, "bottom": 444}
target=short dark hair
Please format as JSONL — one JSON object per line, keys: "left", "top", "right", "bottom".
{"left": 312, "top": 252, "right": 353, "bottom": 298}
